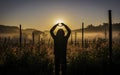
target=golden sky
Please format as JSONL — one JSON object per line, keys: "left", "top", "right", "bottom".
{"left": 0, "top": 0, "right": 120, "bottom": 31}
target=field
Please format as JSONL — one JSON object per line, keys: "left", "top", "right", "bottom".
{"left": 0, "top": 31, "right": 120, "bottom": 75}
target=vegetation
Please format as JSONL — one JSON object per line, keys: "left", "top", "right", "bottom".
{"left": 0, "top": 33, "right": 120, "bottom": 75}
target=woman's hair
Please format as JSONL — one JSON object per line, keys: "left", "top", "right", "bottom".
{"left": 56, "top": 29, "right": 65, "bottom": 37}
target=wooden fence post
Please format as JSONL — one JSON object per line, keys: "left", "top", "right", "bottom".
{"left": 75, "top": 32, "right": 77, "bottom": 46}
{"left": 108, "top": 10, "right": 112, "bottom": 64}
{"left": 71, "top": 33, "right": 73, "bottom": 44}
{"left": 32, "top": 32, "right": 35, "bottom": 45}
{"left": 19, "top": 24, "right": 22, "bottom": 50}
{"left": 82, "top": 22, "right": 84, "bottom": 48}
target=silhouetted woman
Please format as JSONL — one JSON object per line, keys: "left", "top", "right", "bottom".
{"left": 50, "top": 23, "right": 71, "bottom": 75}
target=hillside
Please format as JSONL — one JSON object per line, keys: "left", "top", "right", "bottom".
{"left": 0, "top": 25, "right": 19, "bottom": 33}
{"left": 0, "top": 25, "right": 42, "bottom": 34}
{"left": 74, "top": 23, "right": 120, "bottom": 32}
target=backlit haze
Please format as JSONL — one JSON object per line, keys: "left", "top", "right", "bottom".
{"left": 0, "top": 0, "right": 120, "bottom": 31}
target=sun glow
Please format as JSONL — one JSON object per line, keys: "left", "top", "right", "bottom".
{"left": 56, "top": 19, "right": 64, "bottom": 24}
{"left": 55, "top": 19, "right": 64, "bottom": 29}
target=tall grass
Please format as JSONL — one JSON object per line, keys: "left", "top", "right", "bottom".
{"left": 0, "top": 34, "right": 120, "bottom": 75}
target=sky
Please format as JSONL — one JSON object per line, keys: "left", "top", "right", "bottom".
{"left": 0, "top": 0, "right": 120, "bottom": 31}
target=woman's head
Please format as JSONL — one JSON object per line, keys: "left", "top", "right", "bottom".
{"left": 56, "top": 29, "right": 65, "bottom": 37}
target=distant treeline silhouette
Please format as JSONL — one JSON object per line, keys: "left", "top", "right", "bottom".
{"left": 74, "top": 23, "right": 120, "bottom": 32}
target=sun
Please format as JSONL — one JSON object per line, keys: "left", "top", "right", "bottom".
{"left": 55, "top": 19, "right": 64, "bottom": 27}
{"left": 56, "top": 19, "right": 64, "bottom": 24}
